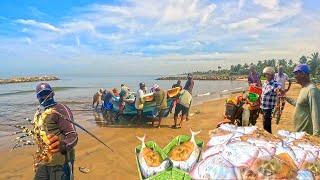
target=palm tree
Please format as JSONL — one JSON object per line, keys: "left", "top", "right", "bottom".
{"left": 308, "top": 52, "right": 319, "bottom": 77}
{"left": 299, "top": 56, "right": 308, "bottom": 64}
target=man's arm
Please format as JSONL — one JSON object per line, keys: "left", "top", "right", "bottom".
{"left": 247, "top": 75, "right": 252, "bottom": 84}
{"left": 309, "top": 88, "right": 320, "bottom": 135}
{"left": 286, "top": 75, "right": 292, "bottom": 91}
{"left": 285, "top": 97, "right": 297, "bottom": 106}
{"left": 55, "top": 112, "right": 78, "bottom": 154}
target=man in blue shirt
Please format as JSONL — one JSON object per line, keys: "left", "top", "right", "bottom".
{"left": 260, "top": 67, "right": 282, "bottom": 133}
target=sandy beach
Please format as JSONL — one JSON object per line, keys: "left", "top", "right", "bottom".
{"left": 0, "top": 83, "right": 302, "bottom": 179}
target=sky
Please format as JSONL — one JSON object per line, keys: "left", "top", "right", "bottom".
{"left": 0, "top": 0, "right": 319, "bottom": 76}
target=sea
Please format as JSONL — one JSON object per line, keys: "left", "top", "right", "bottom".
{"left": 0, "top": 73, "right": 247, "bottom": 148}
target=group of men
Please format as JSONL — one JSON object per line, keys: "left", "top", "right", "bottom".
{"left": 26, "top": 63, "right": 320, "bottom": 180}
{"left": 248, "top": 64, "right": 320, "bottom": 135}
{"left": 134, "top": 73, "right": 194, "bottom": 128}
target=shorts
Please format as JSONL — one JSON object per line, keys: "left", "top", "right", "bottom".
{"left": 34, "top": 161, "right": 74, "bottom": 180}
{"left": 174, "top": 103, "right": 189, "bottom": 117}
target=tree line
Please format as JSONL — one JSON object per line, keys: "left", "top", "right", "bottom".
{"left": 191, "top": 52, "right": 319, "bottom": 80}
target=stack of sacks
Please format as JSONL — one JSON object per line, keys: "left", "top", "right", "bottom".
{"left": 190, "top": 124, "right": 320, "bottom": 179}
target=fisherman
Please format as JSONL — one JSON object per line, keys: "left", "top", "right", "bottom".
{"left": 121, "top": 84, "right": 130, "bottom": 92}
{"left": 285, "top": 64, "right": 320, "bottom": 135}
{"left": 152, "top": 84, "right": 167, "bottom": 128}
{"left": 112, "top": 88, "right": 119, "bottom": 97}
{"left": 115, "top": 89, "right": 131, "bottom": 123}
{"left": 169, "top": 80, "right": 183, "bottom": 113}
{"left": 260, "top": 67, "right": 282, "bottom": 133}
{"left": 184, "top": 73, "right": 194, "bottom": 121}
{"left": 248, "top": 65, "right": 262, "bottom": 87}
{"left": 92, "top": 88, "right": 106, "bottom": 109}
{"left": 275, "top": 66, "right": 292, "bottom": 92}
{"left": 34, "top": 83, "right": 78, "bottom": 180}
{"left": 102, "top": 90, "right": 115, "bottom": 123}
{"left": 172, "top": 79, "right": 183, "bottom": 89}
{"left": 135, "top": 82, "right": 146, "bottom": 124}
{"left": 172, "top": 88, "right": 192, "bottom": 129}
{"left": 273, "top": 66, "right": 292, "bottom": 122}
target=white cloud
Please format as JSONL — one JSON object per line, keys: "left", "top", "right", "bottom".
{"left": 3, "top": 0, "right": 320, "bottom": 74}
{"left": 238, "top": 0, "right": 246, "bottom": 9}
{"left": 225, "top": 18, "right": 261, "bottom": 30}
{"left": 253, "top": 0, "right": 278, "bottom": 9}
{"left": 15, "top": 19, "right": 61, "bottom": 32}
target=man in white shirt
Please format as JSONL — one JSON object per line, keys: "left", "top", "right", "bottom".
{"left": 135, "top": 82, "right": 146, "bottom": 124}
{"left": 274, "top": 66, "right": 292, "bottom": 91}
{"left": 273, "top": 66, "right": 292, "bottom": 123}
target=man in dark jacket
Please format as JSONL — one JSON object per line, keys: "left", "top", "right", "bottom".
{"left": 33, "top": 83, "right": 78, "bottom": 180}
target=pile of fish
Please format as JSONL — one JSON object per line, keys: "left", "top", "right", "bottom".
{"left": 190, "top": 124, "right": 320, "bottom": 179}
{"left": 136, "top": 135, "right": 170, "bottom": 178}
{"left": 135, "top": 129, "right": 202, "bottom": 179}
{"left": 167, "top": 130, "right": 201, "bottom": 172}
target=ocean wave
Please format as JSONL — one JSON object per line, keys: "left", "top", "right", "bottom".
{"left": 0, "top": 87, "right": 83, "bottom": 96}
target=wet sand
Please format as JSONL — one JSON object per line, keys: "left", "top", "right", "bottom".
{"left": 0, "top": 83, "right": 302, "bottom": 179}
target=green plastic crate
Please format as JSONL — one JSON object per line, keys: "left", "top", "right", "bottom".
{"left": 135, "top": 141, "right": 171, "bottom": 180}
{"left": 163, "top": 135, "right": 203, "bottom": 173}
{"left": 147, "top": 168, "right": 191, "bottom": 180}
{"left": 163, "top": 135, "right": 204, "bottom": 155}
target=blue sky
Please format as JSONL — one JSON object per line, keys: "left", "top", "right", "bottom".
{"left": 0, "top": 0, "right": 319, "bottom": 76}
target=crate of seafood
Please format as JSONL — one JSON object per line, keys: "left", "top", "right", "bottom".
{"left": 163, "top": 129, "right": 204, "bottom": 173}
{"left": 190, "top": 124, "right": 320, "bottom": 179}
{"left": 135, "top": 136, "right": 171, "bottom": 180}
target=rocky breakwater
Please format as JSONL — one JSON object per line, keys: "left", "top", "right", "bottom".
{"left": 0, "top": 76, "right": 60, "bottom": 84}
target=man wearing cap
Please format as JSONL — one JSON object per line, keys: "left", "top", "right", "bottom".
{"left": 34, "top": 83, "right": 78, "bottom": 180}
{"left": 135, "top": 82, "right": 146, "bottom": 124}
{"left": 285, "top": 64, "right": 320, "bottom": 136}
{"left": 152, "top": 85, "right": 167, "bottom": 128}
{"left": 261, "top": 67, "right": 282, "bottom": 133}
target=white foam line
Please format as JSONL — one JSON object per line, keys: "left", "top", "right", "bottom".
{"left": 197, "top": 92, "right": 210, "bottom": 97}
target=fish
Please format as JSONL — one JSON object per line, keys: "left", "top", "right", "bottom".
{"left": 246, "top": 138, "right": 276, "bottom": 160}
{"left": 275, "top": 142, "right": 298, "bottom": 167}
{"left": 207, "top": 131, "right": 234, "bottom": 147}
{"left": 297, "top": 170, "right": 315, "bottom": 180}
{"left": 136, "top": 135, "right": 170, "bottom": 178}
{"left": 221, "top": 141, "right": 259, "bottom": 167}
{"left": 190, "top": 154, "right": 242, "bottom": 179}
{"left": 288, "top": 145, "right": 307, "bottom": 168}
{"left": 296, "top": 143, "right": 319, "bottom": 163}
{"left": 202, "top": 144, "right": 225, "bottom": 159}
{"left": 235, "top": 126, "right": 258, "bottom": 135}
{"left": 250, "top": 154, "right": 298, "bottom": 179}
{"left": 301, "top": 161, "right": 320, "bottom": 176}
{"left": 169, "top": 129, "right": 201, "bottom": 172}
{"left": 218, "top": 123, "right": 237, "bottom": 132}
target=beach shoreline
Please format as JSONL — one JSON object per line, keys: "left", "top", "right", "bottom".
{"left": 0, "top": 83, "right": 303, "bottom": 179}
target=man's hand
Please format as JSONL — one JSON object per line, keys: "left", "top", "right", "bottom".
{"left": 47, "top": 134, "right": 60, "bottom": 154}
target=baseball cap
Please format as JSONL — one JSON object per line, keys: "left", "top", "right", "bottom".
{"left": 262, "top": 67, "right": 275, "bottom": 75}
{"left": 139, "top": 82, "right": 145, "bottom": 87}
{"left": 293, "top": 64, "right": 310, "bottom": 74}
{"left": 36, "top": 83, "right": 54, "bottom": 99}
